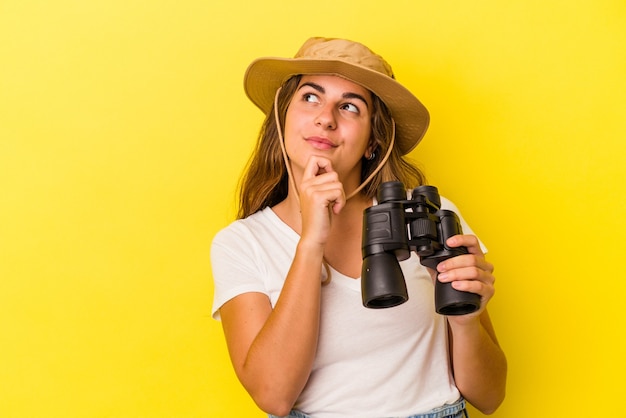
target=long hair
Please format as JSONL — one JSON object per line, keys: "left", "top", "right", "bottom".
{"left": 237, "top": 75, "right": 426, "bottom": 219}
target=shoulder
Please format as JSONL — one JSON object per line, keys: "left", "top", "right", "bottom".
{"left": 439, "top": 195, "right": 461, "bottom": 213}
{"left": 212, "top": 208, "right": 273, "bottom": 245}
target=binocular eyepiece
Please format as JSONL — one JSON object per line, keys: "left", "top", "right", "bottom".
{"left": 361, "top": 181, "right": 481, "bottom": 315}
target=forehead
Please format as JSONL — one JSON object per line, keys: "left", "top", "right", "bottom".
{"left": 298, "top": 74, "right": 372, "bottom": 102}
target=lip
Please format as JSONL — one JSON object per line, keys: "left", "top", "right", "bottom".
{"left": 305, "top": 136, "right": 337, "bottom": 150}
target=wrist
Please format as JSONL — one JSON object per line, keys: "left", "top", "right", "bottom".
{"left": 447, "top": 314, "right": 482, "bottom": 335}
{"left": 294, "top": 239, "right": 326, "bottom": 268}
{"left": 297, "top": 236, "right": 325, "bottom": 255}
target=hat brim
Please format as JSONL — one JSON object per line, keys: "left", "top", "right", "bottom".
{"left": 244, "top": 57, "right": 430, "bottom": 155}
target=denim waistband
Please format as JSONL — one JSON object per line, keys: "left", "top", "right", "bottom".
{"left": 269, "top": 397, "right": 467, "bottom": 418}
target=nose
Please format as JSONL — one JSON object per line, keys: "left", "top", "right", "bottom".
{"left": 314, "top": 105, "right": 336, "bottom": 130}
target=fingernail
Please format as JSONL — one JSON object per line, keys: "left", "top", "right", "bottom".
{"left": 438, "top": 273, "right": 448, "bottom": 281}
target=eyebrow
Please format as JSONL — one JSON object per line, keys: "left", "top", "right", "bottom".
{"left": 299, "top": 81, "right": 370, "bottom": 109}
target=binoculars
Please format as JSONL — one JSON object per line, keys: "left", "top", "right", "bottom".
{"left": 361, "top": 181, "right": 480, "bottom": 315}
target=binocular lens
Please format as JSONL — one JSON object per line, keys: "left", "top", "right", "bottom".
{"left": 361, "top": 252, "right": 408, "bottom": 308}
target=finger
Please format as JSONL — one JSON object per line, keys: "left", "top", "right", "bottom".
{"left": 302, "top": 156, "right": 334, "bottom": 181}
{"left": 450, "top": 279, "right": 495, "bottom": 304}
{"left": 437, "top": 265, "right": 495, "bottom": 287}
{"left": 300, "top": 172, "right": 343, "bottom": 200}
{"left": 437, "top": 253, "right": 494, "bottom": 275}
{"left": 313, "top": 183, "right": 346, "bottom": 211}
{"left": 302, "top": 171, "right": 340, "bottom": 189}
{"left": 446, "top": 234, "right": 483, "bottom": 255}
{"left": 330, "top": 188, "right": 347, "bottom": 214}
{"left": 440, "top": 267, "right": 496, "bottom": 297}
{"left": 300, "top": 179, "right": 346, "bottom": 218}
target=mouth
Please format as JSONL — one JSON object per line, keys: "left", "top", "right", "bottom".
{"left": 305, "top": 136, "right": 337, "bottom": 150}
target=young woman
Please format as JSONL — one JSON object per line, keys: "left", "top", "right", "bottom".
{"left": 211, "top": 37, "right": 507, "bottom": 418}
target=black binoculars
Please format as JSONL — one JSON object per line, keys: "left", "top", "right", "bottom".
{"left": 361, "top": 181, "right": 480, "bottom": 315}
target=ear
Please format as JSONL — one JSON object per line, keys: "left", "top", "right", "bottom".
{"left": 364, "top": 140, "right": 377, "bottom": 160}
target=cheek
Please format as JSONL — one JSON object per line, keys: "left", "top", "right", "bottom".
{"left": 282, "top": 110, "right": 303, "bottom": 158}
{"left": 283, "top": 104, "right": 305, "bottom": 136}
{"left": 354, "top": 122, "right": 373, "bottom": 151}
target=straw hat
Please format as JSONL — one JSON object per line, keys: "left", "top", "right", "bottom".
{"left": 243, "top": 37, "right": 430, "bottom": 155}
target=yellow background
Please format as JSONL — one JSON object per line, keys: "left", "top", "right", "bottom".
{"left": 1, "top": 0, "right": 625, "bottom": 417}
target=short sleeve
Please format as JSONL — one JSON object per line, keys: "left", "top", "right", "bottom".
{"left": 210, "top": 225, "right": 269, "bottom": 320}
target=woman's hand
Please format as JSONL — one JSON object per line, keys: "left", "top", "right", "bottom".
{"left": 298, "top": 156, "right": 346, "bottom": 246}
{"left": 434, "top": 234, "right": 495, "bottom": 321}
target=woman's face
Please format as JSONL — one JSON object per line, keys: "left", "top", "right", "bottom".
{"left": 283, "top": 75, "right": 373, "bottom": 183}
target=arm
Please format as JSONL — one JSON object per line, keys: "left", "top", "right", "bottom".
{"left": 220, "top": 239, "right": 324, "bottom": 416}
{"left": 219, "top": 157, "right": 345, "bottom": 416}
{"left": 437, "top": 235, "right": 508, "bottom": 414}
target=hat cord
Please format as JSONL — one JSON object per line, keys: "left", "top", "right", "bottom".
{"left": 273, "top": 87, "right": 395, "bottom": 286}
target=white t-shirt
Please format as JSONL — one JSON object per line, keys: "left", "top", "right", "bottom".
{"left": 211, "top": 197, "right": 484, "bottom": 417}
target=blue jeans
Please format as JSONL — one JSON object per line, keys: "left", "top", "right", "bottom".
{"left": 269, "top": 397, "right": 468, "bottom": 418}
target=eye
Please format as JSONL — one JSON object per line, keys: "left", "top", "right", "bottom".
{"left": 341, "top": 102, "right": 360, "bottom": 114}
{"left": 303, "top": 92, "right": 320, "bottom": 103}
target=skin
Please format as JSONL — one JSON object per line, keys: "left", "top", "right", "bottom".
{"left": 219, "top": 75, "right": 507, "bottom": 416}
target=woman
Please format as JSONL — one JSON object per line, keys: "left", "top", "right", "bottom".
{"left": 211, "top": 37, "right": 507, "bottom": 418}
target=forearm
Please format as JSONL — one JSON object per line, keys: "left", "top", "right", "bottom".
{"left": 448, "top": 311, "right": 507, "bottom": 415}
{"left": 237, "top": 240, "right": 324, "bottom": 414}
